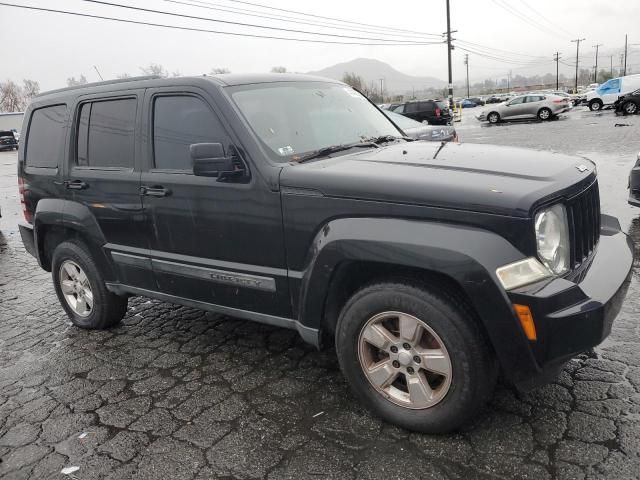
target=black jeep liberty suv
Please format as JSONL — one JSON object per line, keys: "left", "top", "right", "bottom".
{"left": 18, "top": 74, "right": 633, "bottom": 433}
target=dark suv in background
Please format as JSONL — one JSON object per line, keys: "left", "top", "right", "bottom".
{"left": 391, "top": 99, "right": 452, "bottom": 125}
{"left": 0, "top": 130, "right": 18, "bottom": 151}
{"left": 18, "top": 74, "right": 632, "bottom": 433}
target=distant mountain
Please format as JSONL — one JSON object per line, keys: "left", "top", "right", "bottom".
{"left": 308, "top": 58, "right": 445, "bottom": 93}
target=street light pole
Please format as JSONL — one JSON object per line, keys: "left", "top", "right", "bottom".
{"left": 624, "top": 34, "right": 628, "bottom": 76}
{"left": 571, "top": 38, "right": 585, "bottom": 92}
{"left": 592, "top": 44, "right": 602, "bottom": 82}
{"left": 553, "top": 52, "right": 561, "bottom": 90}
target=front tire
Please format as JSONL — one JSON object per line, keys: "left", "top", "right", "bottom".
{"left": 52, "top": 240, "right": 127, "bottom": 329}
{"left": 487, "top": 112, "right": 500, "bottom": 124}
{"left": 335, "top": 281, "right": 497, "bottom": 433}
{"left": 623, "top": 101, "right": 638, "bottom": 115}
{"left": 589, "top": 99, "right": 603, "bottom": 111}
{"left": 537, "top": 107, "right": 552, "bottom": 121}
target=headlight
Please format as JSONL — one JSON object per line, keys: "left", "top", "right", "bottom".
{"left": 535, "top": 204, "right": 570, "bottom": 274}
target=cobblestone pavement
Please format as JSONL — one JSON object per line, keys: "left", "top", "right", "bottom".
{"left": 1, "top": 108, "right": 640, "bottom": 480}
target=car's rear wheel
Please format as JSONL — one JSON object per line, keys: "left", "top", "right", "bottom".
{"left": 335, "top": 281, "right": 497, "bottom": 433}
{"left": 589, "top": 99, "right": 603, "bottom": 111}
{"left": 52, "top": 240, "right": 127, "bottom": 329}
{"left": 487, "top": 112, "right": 500, "bottom": 124}
{"left": 537, "top": 107, "right": 552, "bottom": 120}
{"left": 623, "top": 101, "right": 638, "bottom": 115}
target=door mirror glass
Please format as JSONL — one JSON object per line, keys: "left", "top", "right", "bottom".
{"left": 190, "top": 143, "right": 235, "bottom": 177}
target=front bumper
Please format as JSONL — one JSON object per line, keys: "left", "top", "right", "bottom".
{"left": 507, "top": 214, "right": 633, "bottom": 389}
{"left": 629, "top": 163, "right": 640, "bottom": 206}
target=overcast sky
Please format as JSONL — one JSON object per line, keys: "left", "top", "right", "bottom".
{"left": 3, "top": 0, "right": 640, "bottom": 90}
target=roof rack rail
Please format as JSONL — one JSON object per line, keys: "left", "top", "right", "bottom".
{"left": 37, "top": 75, "right": 162, "bottom": 97}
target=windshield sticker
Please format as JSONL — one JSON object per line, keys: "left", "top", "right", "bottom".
{"left": 278, "top": 146, "right": 294, "bottom": 156}
{"left": 344, "top": 87, "right": 363, "bottom": 98}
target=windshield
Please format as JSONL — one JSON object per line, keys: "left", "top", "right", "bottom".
{"left": 230, "top": 82, "right": 402, "bottom": 162}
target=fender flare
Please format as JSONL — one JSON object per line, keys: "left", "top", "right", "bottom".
{"left": 33, "top": 199, "right": 115, "bottom": 280}
{"left": 297, "top": 217, "right": 540, "bottom": 379}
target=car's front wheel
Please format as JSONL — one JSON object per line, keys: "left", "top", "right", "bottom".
{"left": 335, "top": 281, "right": 497, "bottom": 433}
{"left": 623, "top": 101, "right": 638, "bottom": 115}
{"left": 487, "top": 112, "right": 500, "bottom": 124}
{"left": 52, "top": 240, "right": 127, "bottom": 329}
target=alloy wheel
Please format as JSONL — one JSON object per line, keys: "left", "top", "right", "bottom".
{"left": 624, "top": 102, "right": 637, "bottom": 114}
{"left": 358, "top": 311, "right": 452, "bottom": 409}
{"left": 59, "top": 260, "right": 93, "bottom": 317}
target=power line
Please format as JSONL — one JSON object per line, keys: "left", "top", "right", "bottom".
{"left": 162, "top": 0, "right": 439, "bottom": 40}
{"left": 78, "top": 0, "right": 438, "bottom": 43}
{"left": 491, "top": 0, "right": 567, "bottom": 40}
{"left": 0, "top": 2, "right": 442, "bottom": 46}
{"left": 455, "top": 39, "right": 547, "bottom": 59}
{"left": 456, "top": 45, "right": 552, "bottom": 66}
{"left": 218, "top": 0, "right": 443, "bottom": 38}
{"left": 516, "top": 0, "right": 576, "bottom": 38}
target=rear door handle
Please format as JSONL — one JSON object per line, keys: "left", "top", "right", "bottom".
{"left": 64, "top": 180, "right": 88, "bottom": 190}
{"left": 140, "top": 186, "right": 171, "bottom": 197}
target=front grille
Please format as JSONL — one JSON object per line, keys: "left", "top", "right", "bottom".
{"left": 566, "top": 180, "right": 600, "bottom": 268}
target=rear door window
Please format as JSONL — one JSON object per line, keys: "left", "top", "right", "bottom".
{"left": 418, "top": 101, "right": 434, "bottom": 112}
{"left": 405, "top": 103, "right": 420, "bottom": 113}
{"left": 76, "top": 98, "right": 136, "bottom": 168}
{"left": 26, "top": 105, "right": 67, "bottom": 168}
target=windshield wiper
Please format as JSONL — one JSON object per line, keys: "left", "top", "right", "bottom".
{"left": 295, "top": 141, "right": 379, "bottom": 163}
{"left": 365, "top": 134, "right": 414, "bottom": 144}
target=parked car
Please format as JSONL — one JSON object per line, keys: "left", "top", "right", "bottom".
{"left": 459, "top": 99, "right": 477, "bottom": 108}
{"left": 586, "top": 74, "right": 640, "bottom": 111}
{"left": 615, "top": 89, "right": 640, "bottom": 115}
{"left": 19, "top": 74, "right": 632, "bottom": 433}
{"left": 467, "top": 97, "right": 485, "bottom": 106}
{"left": 476, "top": 94, "right": 571, "bottom": 123}
{"left": 391, "top": 99, "right": 452, "bottom": 125}
{"left": 0, "top": 130, "right": 18, "bottom": 151}
{"left": 485, "top": 96, "right": 503, "bottom": 104}
{"left": 628, "top": 152, "right": 640, "bottom": 206}
{"left": 383, "top": 110, "right": 457, "bottom": 141}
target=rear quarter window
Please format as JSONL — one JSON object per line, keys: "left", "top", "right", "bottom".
{"left": 26, "top": 104, "right": 67, "bottom": 168}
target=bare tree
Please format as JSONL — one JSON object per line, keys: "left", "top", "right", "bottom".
{"left": 341, "top": 72, "right": 363, "bottom": 90}
{"left": 117, "top": 73, "right": 131, "bottom": 79}
{"left": 22, "top": 79, "right": 40, "bottom": 103}
{"left": 210, "top": 67, "right": 231, "bottom": 74}
{"left": 67, "top": 75, "right": 88, "bottom": 87}
{"left": 270, "top": 66, "right": 287, "bottom": 73}
{"left": 140, "top": 63, "right": 168, "bottom": 77}
{"left": 0, "top": 80, "right": 24, "bottom": 112}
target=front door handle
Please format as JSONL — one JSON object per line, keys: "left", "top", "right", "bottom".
{"left": 140, "top": 185, "right": 171, "bottom": 197}
{"left": 65, "top": 180, "right": 88, "bottom": 190}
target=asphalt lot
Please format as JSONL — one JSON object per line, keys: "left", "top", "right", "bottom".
{"left": 1, "top": 106, "right": 640, "bottom": 480}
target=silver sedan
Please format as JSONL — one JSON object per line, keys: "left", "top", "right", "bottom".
{"left": 476, "top": 94, "right": 572, "bottom": 124}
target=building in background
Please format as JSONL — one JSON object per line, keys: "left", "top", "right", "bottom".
{"left": 0, "top": 112, "right": 25, "bottom": 132}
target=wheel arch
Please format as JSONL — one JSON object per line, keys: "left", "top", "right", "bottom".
{"left": 34, "top": 199, "right": 115, "bottom": 280}
{"left": 296, "top": 217, "right": 540, "bottom": 380}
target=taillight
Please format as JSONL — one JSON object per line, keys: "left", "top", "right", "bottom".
{"left": 18, "top": 176, "right": 32, "bottom": 224}
{"left": 553, "top": 99, "right": 567, "bottom": 103}
{"left": 435, "top": 107, "right": 441, "bottom": 117}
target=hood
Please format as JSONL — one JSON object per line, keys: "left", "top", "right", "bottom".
{"left": 280, "top": 141, "right": 596, "bottom": 217}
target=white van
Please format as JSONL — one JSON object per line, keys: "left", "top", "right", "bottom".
{"left": 586, "top": 74, "right": 640, "bottom": 111}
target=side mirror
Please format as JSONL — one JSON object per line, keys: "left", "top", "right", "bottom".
{"left": 190, "top": 143, "right": 235, "bottom": 178}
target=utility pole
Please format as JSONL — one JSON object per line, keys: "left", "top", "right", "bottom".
{"left": 624, "top": 34, "right": 628, "bottom": 76}
{"left": 464, "top": 54, "right": 469, "bottom": 97}
{"left": 444, "top": 0, "right": 454, "bottom": 109}
{"left": 379, "top": 78, "right": 384, "bottom": 102}
{"left": 507, "top": 70, "right": 512, "bottom": 91}
{"left": 553, "top": 52, "right": 561, "bottom": 90}
{"left": 610, "top": 55, "right": 613, "bottom": 77}
{"left": 620, "top": 53, "right": 625, "bottom": 76}
{"left": 592, "top": 44, "right": 602, "bottom": 82}
{"left": 571, "top": 38, "right": 585, "bottom": 92}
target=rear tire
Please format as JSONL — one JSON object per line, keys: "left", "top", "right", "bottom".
{"left": 487, "top": 112, "right": 500, "bottom": 124}
{"left": 335, "top": 281, "right": 497, "bottom": 433}
{"left": 52, "top": 240, "right": 127, "bottom": 329}
{"left": 589, "top": 99, "right": 603, "bottom": 111}
{"left": 537, "top": 107, "right": 552, "bottom": 121}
